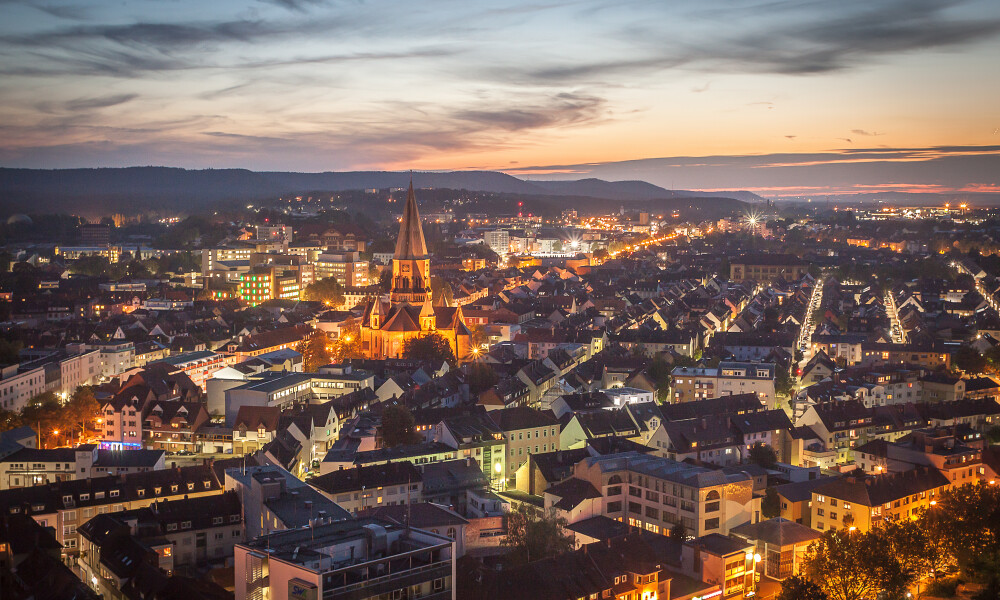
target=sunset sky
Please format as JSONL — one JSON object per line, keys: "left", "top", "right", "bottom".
{"left": 1, "top": 0, "right": 999, "bottom": 196}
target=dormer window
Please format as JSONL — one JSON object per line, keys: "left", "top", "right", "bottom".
{"left": 187, "top": 483, "right": 194, "bottom": 491}
{"left": 170, "top": 484, "right": 178, "bottom": 493}
{"left": 154, "top": 486, "right": 162, "bottom": 495}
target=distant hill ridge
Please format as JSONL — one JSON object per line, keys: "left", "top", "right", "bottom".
{"left": 0, "top": 166, "right": 763, "bottom": 214}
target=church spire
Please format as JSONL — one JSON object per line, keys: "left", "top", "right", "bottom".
{"left": 393, "top": 178, "right": 428, "bottom": 260}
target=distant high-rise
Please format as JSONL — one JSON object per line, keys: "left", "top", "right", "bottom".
{"left": 79, "top": 223, "right": 110, "bottom": 246}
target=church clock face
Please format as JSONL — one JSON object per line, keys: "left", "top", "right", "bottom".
{"left": 402, "top": 264, "right": 410, "bottom": 273}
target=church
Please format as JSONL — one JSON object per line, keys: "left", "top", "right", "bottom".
{"left": 358, "top": 182, "right": 472, "bottom": 361}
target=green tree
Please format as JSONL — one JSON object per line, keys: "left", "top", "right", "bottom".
{"left": 777, "top": 575, "right": 828, "bottom": 600}
{"left": 380, "top": 403, "right": 421, "bottom": 448}
{"left": 402, "top": 333, "right": 456, "bottom": 365}
{"left": 0, "top": 338, "right": 23, "bottom": 365}
{"left": 986, "top": 425, "right": 1000, "bottom": 445}
{"left": 467, "top": 362, "right": 499, "bottom": 395}
{"left": 646, "top": 355, "right": 673, "bottom": 402}
{"left": 929, "top": 482, "right": 1000, "bottom": 579}
{"left": 65, "top": 386, "right": 101, "bottom": 444}
{"left": 762, "top": 487, "right": 781, "bottom": 519}
{"left": 953, "top": 346, "right": 987, "bottom": 374}
{"left": 669, "top": 523, "right": 688, "bottom": 541}
{"left": 501, "top": 504, "right": 574, "bottom": 566}
{"left": 296, "top": 330, "right": 332, "bottom": 371}
{"left": 329, "top": 317, "right": 364, "bottom": 362}
{"left": 747, "top": 443, "right": 778, "bottom": 468}
{"left": 303, "top": 277, "right": 346, "bottom": 307}
{"left": 801, "top": 529, "right": 915, "bottom": 600}
{"left": 0, "top": 407, "right": 22, "bottom": 432}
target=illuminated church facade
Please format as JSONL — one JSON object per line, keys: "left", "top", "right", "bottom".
{"left": 359, "top": 182, "right": 472, "bottom": 361}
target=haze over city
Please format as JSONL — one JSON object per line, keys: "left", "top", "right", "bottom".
{"left": 2, "top": 0, "right": 1000, "bottom": 195}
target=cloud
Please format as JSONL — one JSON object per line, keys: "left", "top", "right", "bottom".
{"left": 511, "top": 0, "right": 1000, "bottom": 83}
{"left": 852, "top": 129, "right": 882, "bottom": 136}
{"left": 450, "top": 93, "right": 605, "bottom": 132}
{"left": 259, "top": 0, "right": 326, "bottom": 12}
{"left": 64, "top": 93, "right": 138, "bottom": 111}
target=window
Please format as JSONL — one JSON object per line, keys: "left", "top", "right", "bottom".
{"left": 704, "top": 517, "right": 720, "bottom": 530}
{"left": 181, "top": 521, "right": 191, "bottom": 529}
{"left": 166, "top": 523, "right": 178, "bottom": 531}
{"left": 213, "top": 517, "right": 223, "bottom": 525}
{"left": 433, "top": 579, "right": 444, "bottom": 591}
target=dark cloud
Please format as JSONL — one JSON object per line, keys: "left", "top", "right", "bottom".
{"left": 64, "top": 93, "right": 138, "bottom": 111}
{"left": 451, "top": 93, "right": 605, "bottom": 132}
{"left": 259, "top": 0, "right": 326, "bottom": 12}
{"left": 852, "top": 129, "right": 882, "bottom": 136}
{"left": 515, "top": 0, "right": 1000, "bottom": 83}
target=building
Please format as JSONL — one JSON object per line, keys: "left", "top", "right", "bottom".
{"left": 79, "top": 223, "right": 111, "bottom": 246}
{"left": 308, "top": 461, "right": 422, "bottom": 515}
{"left": 484, "top": 230, "right": 509, "bottom": 256}
{"left": 359, "top": 182, "right": 472, "bottom": 361}
{"left": 564, "top": 451, "right": 757, "bottom": 538}
{"left": 671, "top": 362, "right": 776, "bottom": 404}
{"left": 225, "top": 465, "right": 351, "bottom": 540}
{"left": 730, "top": 254, "right": 809, "bottom": 282}
{"left": 314, "top": 251, "right": 370, "bottom": 288}
{"left": 152, "top": 350, "right": 227, "bottom": 391}
{"left": 810, "top": 468, "right": 951, "bottom": 532}
{"left": 77, "top": 490, "right": 244, "bottom": 597}
{"left": 489, "top": 406, "right": 561, "bottom": 486}
{"left": 238, "top": 266, "right": 301, "bottom": 307}
{"left": 0, "top": 445, "right": 165, "bottom": 490}
{"left": 0, "top": 464, "right": 222, "bottom": 557}
{"left": 235, "top": 517, "right": 456, "bottom": 600}
{"left": 730, "top": 517, "right": 822, "bottom": 581}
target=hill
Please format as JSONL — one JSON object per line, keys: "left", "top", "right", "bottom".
{"left": 0, "top": 166, "right": 758, "bottom": 217}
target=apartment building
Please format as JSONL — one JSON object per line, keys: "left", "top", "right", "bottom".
{"left": 235, "top": 518, "right": 455, "bottom": 600}
{"left": 671, "top": 361, "right": 776, "bottom": 404}
{"left": 78, "top": 490, "right": 244, "bottom": 597}
{"left": 564, "top": 452, "right": 757, "bottom": 538}
{"left": 238, "top": 266, "right": 301, "bottom": 307}
{"left": 810, "top": 468, "right": 951, "bottom": 533}
{"left": 308, "top": 461, "right": 423, "bottom": 515}
{"left": 152, "top": 350, "right": 227, "bottom": 391}
{"left": 489, "top": 406, "right": 560, "bottom": 486}
{"left": 314, "top": 251, "right": 370, "bottom": 288}
{"left": 224, "top": 465, "right": 350, "bottom": 540}
{"left": 0, "top": 465, "right": 222, "bottom": 557}
{"left": 0, "top": 445, "right": 164, "bottom": 490}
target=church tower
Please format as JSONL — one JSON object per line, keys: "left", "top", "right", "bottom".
{"left": 390, "top": 181, "right": 431, "bottom": 305}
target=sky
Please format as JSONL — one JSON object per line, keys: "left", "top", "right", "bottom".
{"left": 1, "top": 0, "right": 999, "bottom": 196}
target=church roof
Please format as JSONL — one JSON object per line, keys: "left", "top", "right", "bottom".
{"left": 382, "top": 305, "right": 422, "bottom": 332}
{"left": 393, "top": 180, "right": 428, "bottom": 260}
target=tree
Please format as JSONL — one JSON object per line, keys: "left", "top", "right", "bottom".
{"left": 777, "top": 575, "right": 828, "bottom": 600}
{"left": 467, "top": 362, "right": 499, "bottom": 395}
{"left": 296, "top": 331, "right": 333, "bottom": 371}
{"left": 646, "top": 355, "right": 673, "bottom": 402}
{"left": 402, "top": 333, "right": 456, "bottom": 365}
{"left": 303, "top": 277, "right": 346, "bottom": 307}
{"left": 929, "top": 482, "right": 1000, "bottom": 579}
{"left": 0, "top": 408, "right": 22, "bottom": 432}
{"left": 775, "top": 366, "right": 795, "bottom": 398}
{"left": 380, "top": 404, "right": 421, "bottom": 448}
{"left": 801, "top": 529, "right": 915, "bottom": 600}
{"left": 469, "top": 324, "right": 489, "bottom": 349}
{"left": 669, "top": 523, "right": 688, "bottom": 541}
{"left": 953, "top": 346, "right": 987, "bottom": 374}
{"left": 762, "top": 487, "right": 781, "bottom": 519}
{"left": 65, "top": 386, "right": 101, "bottom": 444}
{"left": 329, "top": 318, "right": 364, "bottom": 362}
{"left": 747, "top": 443, "right": 778, "bottom": 468}
{"left": 501, "top": 504, "right": 574, "bottom": 566}
{"left": 986, "top": 425, "right": 1000, "bottom": 445}
{"left": 0, "top": 337, "right": 23, "bottom": 365}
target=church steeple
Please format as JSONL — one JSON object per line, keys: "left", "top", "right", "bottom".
{"left": 390, "top": 178, "right": 431, "bottom": 304}
{"left": 393, "top": 179, "right": 428, "bottom": 260}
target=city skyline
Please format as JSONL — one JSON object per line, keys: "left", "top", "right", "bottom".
{"left": 2, "top": 0, "right": 1000, "bottom": 196}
